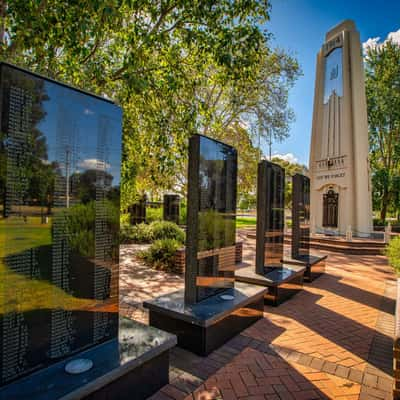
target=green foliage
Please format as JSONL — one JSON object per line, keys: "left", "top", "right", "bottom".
{"left": 198, "top": 211, "right": 235, "bottom": 251}
{"left": 373, "top": 218, "right": 387, "bottom": 227}
{"left": 150, "top": 221, "right": 185, "bottom": 243}
{"left": 236, "top": 216, "right": 256, "bottom": 228}
{"left": 120, "top": 222, "right": 154, "bottom": 244}
{"left": 270, "top": 157, "right": 308, "bottom": 209}
{"left": 140, "top": 239, "right": 181, "bottom": 273}
{"left": 120, "top": 220, "right": 184, "bottom": 244}
{"left": 386, "top": 236, "right": 400, "bottom": 274}
{"left": 239, "top": 194, "right": 257, "bottom": 210}
{"left": 120, "top": 213, "right": 130, "bottom": 225}
{"left": 1, "top": 2, "right": 300, "bottom": 206}
{"left": 63, "top": 200, "right": 119, "bottom": 258}
{"left": 146, "top": 207, "right": 163, "bottom": 223}
{"left": 366, "top": 40, "right": 400, "bottom": 220}
{"left": 179, "top": 203, "right": 187, "bottom": 225}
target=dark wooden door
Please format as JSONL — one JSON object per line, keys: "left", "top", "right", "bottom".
{"left": 323, "top": 190, "right": 338, "bottom": 227}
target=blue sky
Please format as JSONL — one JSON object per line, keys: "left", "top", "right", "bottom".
{"left": 263, "top": 0, "right": 400, "bottom": 166}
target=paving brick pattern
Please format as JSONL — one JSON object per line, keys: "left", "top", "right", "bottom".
{"left": 120, "top": 233, "right": 396, "bottom": 400}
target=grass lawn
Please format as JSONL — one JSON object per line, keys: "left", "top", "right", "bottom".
{"left": 236, "top": 216, "right": 256, "bottom": 228}
{"left": 0, "top": 216, "right": 96, "bottom": 314}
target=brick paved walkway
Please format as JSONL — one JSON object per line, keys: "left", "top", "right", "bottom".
{"left": 120, "top": 234, "right": 396, "bottom": 400}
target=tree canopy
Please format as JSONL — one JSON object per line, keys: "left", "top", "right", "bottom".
{"left": 365, "top": 39, "right": 400, "bottom": 221}
{"left": 270, "top": 156, "right": 308, "bottom": 209}
{"left": 1, "top": 1, "right": 300, "bottom": 207}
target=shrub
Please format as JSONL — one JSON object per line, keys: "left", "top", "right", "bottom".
{"left": 62, "top": 200, "right": 119, "bottom": 259}
{"left": 120, "top": 222, "right": 153, "bottom": 243}
{"left": 120, "top": 213, "right": 130, "bottom": 225}
{"left": 150, "top": 221, "right": 185, "bottom": 243}
{"left": 120, "top": 223, "right": 135, "bottom": 243}
{"left": 146, "top": 207, "right": 163, "bottom": 222}
{"left": 140, "top": 238, "right": 181, "bottom": 273}
{"left": 386, "top": 236, "right": 400, "bottom": 274}
{"left": 120, "top": 220, "right": 185, "bottom": 244}
{"left": 373, "top": 218, "right": 386, "bottom": 227}
{"left": 129, "top": 223, "right": 154, "bottom": 243}
{"left": 198, "top": 210, "right": 235, "bottom": 251}
{"left": 179, "top": 203, "right": 187, "bottom": 225}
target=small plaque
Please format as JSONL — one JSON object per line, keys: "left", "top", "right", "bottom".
{"left": 220, "top": 294, "right": 234, "bottom": 301}
{"left": 65, "top": 359, "right": 93, "bottom": 374}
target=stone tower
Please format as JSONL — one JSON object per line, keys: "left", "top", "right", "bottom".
{"left": 309, "top": 20, "right": 373, "bottom": 237}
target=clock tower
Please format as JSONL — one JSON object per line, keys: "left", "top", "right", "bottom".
{"left": 309, "top": 20, "right": 373, "bottom": 237}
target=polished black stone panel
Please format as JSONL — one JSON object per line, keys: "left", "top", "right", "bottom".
{"left": 288, "top": 173, "right": 327, "bottom": 281}
{"left": 0, "top": 318, "right": 177, "bottom": 400}
{"left": 185, "top": 134, "right": 237, "bottom": 304}
{"left": 291, "top": 174, "right": 310, "bottom": 259}
{"left": 235, "top": 265, "right": 305, "bottom": 306}
{"left": 284, "top": 255, "right": 327, "bottom": 282}
{"left": 0, "top": 63, "right": 121, "bottom": 386}
{"left": 144, "top": 282, "right": 266, "bottom": 356}
{"left": 256, "top": 160, "right": 285, "bottom": 274}
{"left": 163, "top": 194, "right": 180, "bottom": 224}
{"left": 129, "top": 195, "right": 147, "bottom": 225}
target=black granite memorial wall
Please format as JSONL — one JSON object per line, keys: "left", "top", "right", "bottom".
{"left": 185, "top": 134, "right": 237, "bottom": 304}
{"left": 255, "top": 160, "right": 285, "bottom": 274}
{"left": 144, "top": 134, "right": 266, "bottom": 355}
{"left": 129, "top": 195, "right": 147, "bottom": 225}
{"left": 292, "top": 174, "right": 310, "bottom": 259}
{"left": 235, "top": 160, "right": 305, "bottom": 306}
{"left": 163, "top": 194, "right": 180, "bottom": 224}
{"left": 285, "top": 173, "right": 326, "bottom": 282}
{"left": 0, "top": 63, "right": 122, "bottom": 386}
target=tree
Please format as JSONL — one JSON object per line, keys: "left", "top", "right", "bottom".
{"left": 365, "top": 40, "right": 400, "bottom": 221}
{"left": 1, "top": 1, "right": 299, "bottom": 208}
{"left": 270, "top": 157, "right": 308, "bottom": 209}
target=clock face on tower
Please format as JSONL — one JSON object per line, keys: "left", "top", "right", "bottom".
{"left": 323, "top": 47, "right": 343, "bottom": 104}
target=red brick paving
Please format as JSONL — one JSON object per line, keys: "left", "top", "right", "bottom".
{"left": 120, "top": 233, "right": 396, "bottom": 400}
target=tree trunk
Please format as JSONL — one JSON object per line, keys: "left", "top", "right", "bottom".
{"left": 380, "top": 189, "right": 389, "bottom": 221}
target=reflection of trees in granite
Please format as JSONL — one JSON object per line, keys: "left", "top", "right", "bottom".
{"left": 0, "top": 67, "right": 56, "bottom": 218}
{"left": 70, "top": 169, "right": 114, "bottom": 204}
{"left": 59, "top": 200, "right": 119, "bottom": 260}
{"left": 197, "top": 210, "right": 235, "bottom": 252}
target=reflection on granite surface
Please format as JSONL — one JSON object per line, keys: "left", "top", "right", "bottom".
{"left": 0, "top": 63, "right": 121, "bottom": 386}
{"left": 145, "top": 282, "right": 266, "bottom": 326}
{"left": 263, "top": 267, "right": 297, "bottom": 282}
{"left": 118, "top": 318, "right": 173, "bottom": 362}
{"left": 185, "top": 134, "right": 237, "bottom": 303}
{"left": 256, "top": 160, "right": 285, "bottom": 274}
{"left": 0, "top": 318, "right": 176, "bottom": 400}
{"left": 292, "top": 174, "right": 310, "bottom": 259}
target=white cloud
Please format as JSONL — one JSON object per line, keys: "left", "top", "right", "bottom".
{"left": 363, "top": 28, "right": 400, "bottom": 54}
{"left": 272, "top": 152, "right": 299, "bottom": 164}
{"left": 78, "top": 158, "right": 110, "bottom": 170}
{"left": 388, "top": 29, "right": 400, "bottom": 45}
{"left": 362, "top": 37, "right": 380, "bottom": 53}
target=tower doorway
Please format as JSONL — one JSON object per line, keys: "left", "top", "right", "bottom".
{"left": 323, "top": 189, "right": 338, "bottom": 227}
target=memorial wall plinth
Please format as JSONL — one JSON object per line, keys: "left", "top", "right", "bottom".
{"left": 145, "top": 134, "right": 266, "bottom": 355}
{"left": 284, "top": 174, "right": 327, "bottom": 281}
{"left": 0, "top": 62, "right": 175, "bottom": 400}
{"left": 235, "top": 161, "right": 305, "bottom": 306}
{"left": 163, "top": 194, "right": 180, "bottom": 224}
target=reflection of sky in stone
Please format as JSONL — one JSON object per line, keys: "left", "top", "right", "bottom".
{"left": 199, "top": 136, "right": 226, "bottom": 190}
{"left": 323, "top": 47, "right": 343, "bottom": 104}
{"left": 36, "top": 82, "right": 122, "bottom": 185}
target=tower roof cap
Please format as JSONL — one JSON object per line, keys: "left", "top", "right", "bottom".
{"left": 326, "top": 20, "right": 356, "bottom": 41}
